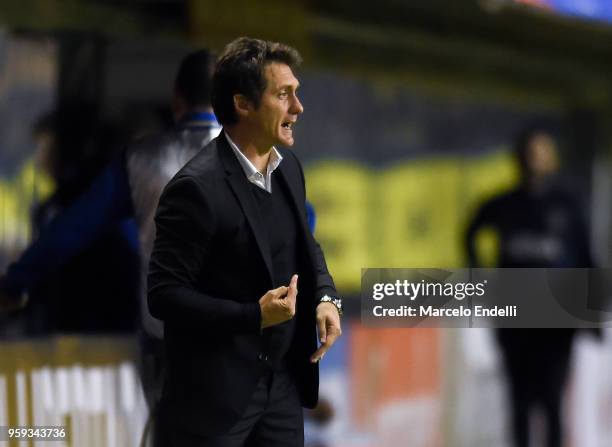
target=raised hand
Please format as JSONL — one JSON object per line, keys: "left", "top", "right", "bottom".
{"left": 259, "top": 274, "right": 298, "bottom": 329}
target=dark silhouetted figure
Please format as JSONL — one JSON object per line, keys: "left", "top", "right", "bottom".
{"left": 466, "top": 128, "right": 592, "bottom": 447}
{"left": 0, "top": 50, "right": 221, "bottom": 447}
{"left": 3, "top": 106, "right": 140, "bottom": 334}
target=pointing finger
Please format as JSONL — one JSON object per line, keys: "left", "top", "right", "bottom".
{"left": 317, "top": 315, "right": 327, "bottom": 344}
{"left": 310, "top": 343, "right": 329, "bottom": 363}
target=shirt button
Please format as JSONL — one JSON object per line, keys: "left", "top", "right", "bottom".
{"left": 258, "top": 354, "right": 264, "bottom": 361}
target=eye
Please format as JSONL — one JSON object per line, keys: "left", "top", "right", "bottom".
{"left": 278, "top": 90, "right": 288, "bottom": 99}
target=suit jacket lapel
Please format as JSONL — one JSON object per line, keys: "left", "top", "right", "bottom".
{"left": 218, "top": 134, "right": 274, "bottom": 286}
{"left": 277, "top": 160, "right": 317, "bottom": 271}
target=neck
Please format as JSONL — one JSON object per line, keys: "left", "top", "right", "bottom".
{"left": 523, "top": 174, "right": 552, "bottom": 194}
{"left": 187, "top": 106, "right": 214, "bottom": 114}
{"left": 175, "top": 106, "right": 215, "bottom": 123}
{"left": 225, "top": 125, "right": 272, "bottom": 173}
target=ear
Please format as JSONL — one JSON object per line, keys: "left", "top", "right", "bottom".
{"left": 233, "top": 94, "right": 252, "bottom": 119}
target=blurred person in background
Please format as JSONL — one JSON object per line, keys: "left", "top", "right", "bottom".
{"left": 127, "top": 49, "right": 221, "bottom": 447}
{"left": 0, "top": 49, "right": 221, "bottom": 446}
{"left": 0, "top": 105, "right": 140, "bottom": 334}
{"left": 148, "top": 37, "right": 341, "bottom": 447}
{"left": 466, "top": 127, "right": 594, "bottom": 447}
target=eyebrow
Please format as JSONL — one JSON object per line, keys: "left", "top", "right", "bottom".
{"left": 278, "top": 83, "right": 300, "bottom": 91}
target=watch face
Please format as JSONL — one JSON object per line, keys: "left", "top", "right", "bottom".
{"left": 331, "top": 298, "right": 342, "bottom": 315}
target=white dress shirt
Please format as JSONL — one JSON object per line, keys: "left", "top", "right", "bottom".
{"left": 225, "top": 131, "right": 283, "bottom": 193}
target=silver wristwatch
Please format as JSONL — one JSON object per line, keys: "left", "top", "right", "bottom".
{"left": 320, "top": 295, "right": 343, "bottom": 316}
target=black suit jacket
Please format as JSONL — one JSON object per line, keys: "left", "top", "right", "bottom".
{"left": 148, "top": 133, "right": 336, "bottom": 436}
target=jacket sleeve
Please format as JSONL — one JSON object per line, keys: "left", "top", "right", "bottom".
{"left": 465, "top": 200, "right": 496, "bottom": 268}
{"left": 147, "top": 175, "right": 261, "bottom": 332}
{"left": 311, "top": 237, "right": 338, "bottom": 299}
{"left": 287, "top": 150, "right": 337, "bottom": 299}
{"left": 2, "top": 155, "right": 134, "bottom": 297}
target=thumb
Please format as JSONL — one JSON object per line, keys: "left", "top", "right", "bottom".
{"left": 287, "top": 274, "right": 298, "bottom": 302}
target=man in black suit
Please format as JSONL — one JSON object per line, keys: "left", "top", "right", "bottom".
{"left": 148, "top": 37, "right": 342, "bottom": 447}
{"left": 466, "top": 128, "right": 593, "bottom": 447}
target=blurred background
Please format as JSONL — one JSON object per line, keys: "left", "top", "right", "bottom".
{"left": 1, "top": 0, "right": 612, "bottom": 446}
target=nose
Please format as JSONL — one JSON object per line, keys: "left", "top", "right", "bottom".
{"left": 290, "top": 93, "right": 304, "bottom": 115}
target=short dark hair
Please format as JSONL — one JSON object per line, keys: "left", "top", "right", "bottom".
{"left": 212, "top": 37, "right": 302, "bottom": 126}
{"left": 174, "top": 49, "right": 215, "bottom": 108}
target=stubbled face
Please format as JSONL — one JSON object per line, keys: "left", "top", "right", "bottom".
{"left": 248, "top": 62, "right": 304, "bottom": 148}
{"left": 525, "top": 132, "right": 559, "bottom": 179}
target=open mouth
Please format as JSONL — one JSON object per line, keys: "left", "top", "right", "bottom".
{"left": 281, "top": 122, "right": 294, "bottom": 130}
